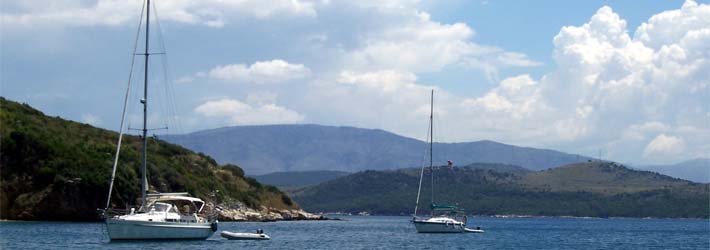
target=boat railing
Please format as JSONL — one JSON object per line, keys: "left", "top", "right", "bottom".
{"left": 98, "top": 208, "right": 134, "bottom": 219}
{"left": 146, "top": 192, "right": 191, "bottom": 198}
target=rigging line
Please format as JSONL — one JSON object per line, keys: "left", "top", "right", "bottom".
{"left": 432, "top": 103, "right": 446, "bottom": 171}
{"left": 105, "top": 0, "right": 146, "bottom": 211}
{"left": 153, "top": 2, "right": 184, "bottom": 137}
{"left": 430, "top": 90, "right": 434, "bottom": 207}
{"left": 153, "top": 1, "right": 171, "bottom": 135}
{"left": 414, "top": 117, "right": 432, "bottom": 217}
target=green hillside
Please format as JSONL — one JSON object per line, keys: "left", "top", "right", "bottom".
{"left": 253, "top": 170, "right": 350, "bottom": 188}
{"left": 0, "top": 97, "right": 297, "bottom": 221}
{"left": 521, "top": 162, "right": 693, "bottom": 194}
{"left": 292, "top": 162, "right": 709, "bottom": 218}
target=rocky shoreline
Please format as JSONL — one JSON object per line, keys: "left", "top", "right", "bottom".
{"left": 208, "top": 201, "right": 326, "bottom": 222}
{"left": 217, "top": 206, "right": 326, "bottom": 222}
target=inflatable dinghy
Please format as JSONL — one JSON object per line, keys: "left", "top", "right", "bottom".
{"left": 464, "top": 227, "right": 485, "bottom": 233}
{"left": 221, "top": 230, "right": 271, "bottom": 240}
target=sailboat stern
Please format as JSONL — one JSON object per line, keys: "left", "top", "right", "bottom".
{"left": 106, "top": 218, "right": 216, "bottom": 240}
{"left": 412, "top": 217, "right": 466, "bottom": 233}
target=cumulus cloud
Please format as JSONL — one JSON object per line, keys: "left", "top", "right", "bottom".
{"left": 194, "top": 98, "right": 304, "bottom": 125}
{"left": 338, "top": 70, "right": 419, "bottom": 93}
{"left": 463, "top": 75, "right": 543, "bottom": 116}
{"left": 300, "top": 70, "right": 452, "bottom": 136}
{"left": 634, "top": 0, "right": 710, "bottom": 50}
{"left": 208, "top": 60, "right": 311, "bottom": 84}
{"left": 643, "top": 134, "right": 686, "bottom": 157}
{"left": 0, "top": 0, "right": 316, "bottom": 27}
{"left": 450, "top": 0, "right": 710, "bottom": 163}
{"left": 345, "top": 12, "right": 476, "bottom": 73}
{"left": 345, "top": 0, "right": 420, "bottom": 10}
{"left": 455, "top": 74, "right": 557, "bottom": 143}
{"left": 344, "top": 11, "right": 540, "bottom": 75}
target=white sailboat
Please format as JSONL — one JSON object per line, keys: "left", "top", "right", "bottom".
{"left": 412, "top": 90, "right": 484, "bottom": 234}
{"left": 101, "top": 0, "right": 217, "bottom": 240}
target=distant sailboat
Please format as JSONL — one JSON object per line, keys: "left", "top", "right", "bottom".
{"left": 411, "top": 90, "right": 483, "bottom": 234}
{"left": 101, "top": 0, "right": 217, "bottom": 240}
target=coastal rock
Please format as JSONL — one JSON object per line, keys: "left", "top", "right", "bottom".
{"left": 211, "top": 202, "right": 323, "bottom": 222}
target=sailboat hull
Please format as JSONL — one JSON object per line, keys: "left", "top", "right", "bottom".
{"left": 106, "top": 219, "right": 216, "bottom": 240}
{"left": 413, "top": 220, "right": 465, "bottom": 233}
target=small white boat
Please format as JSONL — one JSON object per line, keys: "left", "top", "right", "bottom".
{"left": 464, "top": 227, "right": 485, "bottom": 233}
{"left": 221, "top": 230, "right": 271, "bottom": 240}
{"left": 413, "top": 216, "right": 466, "bottom": 233}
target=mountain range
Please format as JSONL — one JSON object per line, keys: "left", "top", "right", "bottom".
{"left": 636, "top": 158, "right": 710, "bottom": 183}
{"left": 165, "top": 125, "right": 593, "bottom": 175}
{"left": 166, "top": 125, "right": 707, "bottom": 183}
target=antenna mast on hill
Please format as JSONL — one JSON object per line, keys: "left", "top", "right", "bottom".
{"left": 598, "top": 148, "right": 604, "bottom": 162}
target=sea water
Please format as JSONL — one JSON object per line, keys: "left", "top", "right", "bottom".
{"left": 1, "top": 216, "right": 708, "bottom": 249}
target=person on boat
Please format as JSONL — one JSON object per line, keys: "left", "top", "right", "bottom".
{"left": 181, "top": 205, "right": 191, "bottom": 215}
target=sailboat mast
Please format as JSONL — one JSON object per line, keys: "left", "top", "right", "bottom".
{"left": 429, "top": 90, "right": 434, "bottom": 209}
{"left": 140, "top": 0, "right": 150, "bottom": 209}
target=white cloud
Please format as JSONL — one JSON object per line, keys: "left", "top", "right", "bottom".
{"left": 345, "top": 0, "right": 420, "bottom": 10}
{"left": 643, "top": 134, "right": 686, "bottom": 157}
{"left": 345, "top": 12, "right": 474, "bottom": 73}
{"left": 337, "top": 70, "right": 419, "bottom": 93}
{"left": 634, "top": 0, "right": 710, "bottom": 50}
{"left": 343, "top": 11, "right": 539, "bottom": 75}
{"left": 496, "top": 52, "right": 544, "bottom": 67}
{"left": 194, "top": 98, "right": 304, "bottom": 125}
{"left": 462, "top": 74, "right": 544, "bottom": 119}
{"left": 0, "top": 0, "right": 317, "bottom": 28}
{"left": 301, "top": 70, "right": 455, "bottom": 136}
{"left": 450, "top": 1, "right": 710, "bottom": 163}
{"left": 208, "top": 60, "right": 311, "bottom": 84}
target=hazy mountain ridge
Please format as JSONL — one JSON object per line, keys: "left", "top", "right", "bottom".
{"left": 636, "top": 158, "right": 710, "bottom": 183}
{"left": 291, "top": 162, "right": 709, "bottom": 218}
{"left": 166, "top": 125, "right": 593, "bottom": 175}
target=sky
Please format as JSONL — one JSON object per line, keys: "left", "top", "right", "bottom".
{"left": 1, "top": 0, "right": 709, "bottom": 165}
